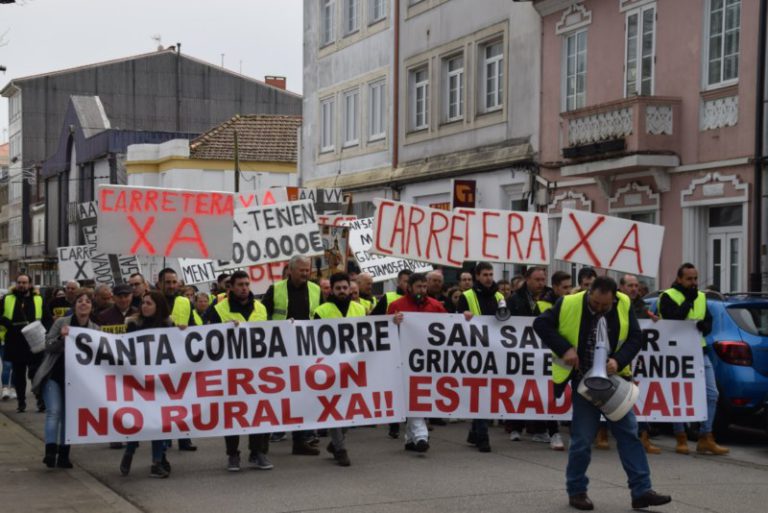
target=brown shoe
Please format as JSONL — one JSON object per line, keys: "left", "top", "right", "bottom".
{"left": 292, "top": 440, "right": 320, "bottom": 456}
{"left": 696, "top": 433, "right": 729, "bottom": 455}
{"left": 674, "top": 432, "right": 690, "bottom": 455}
{"left": 595, "top": 427, "right": 609, "bottom": 450}
{"left": 569, "top": 493, "right": 594, "bottom": 511}
{"left": 640, "top": 431, "right": 661, "bottom": 455}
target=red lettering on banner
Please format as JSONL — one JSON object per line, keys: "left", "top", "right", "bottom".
{"left": 105, "top": 375, "right": 117, "bottom": 401}
{"left": 129, "top": 190, "right": 143, "bottom": 213}
{"left": 346, "top": 393, "right": 373, "bottom": 420}
{"left": 548, "top": 382, "right": 572, "bottom": 415}
{"left": 100, "top": 189, "right": 115, "bottom": 211}
{"left": 161, "top": 191, "right": 175, "bottom": 212}
{"left": 258, "top": 366, "right": 285, "bottom": 393}
{"left": 227, "top": 368, "right": 257, "bottom": 395}
{"left": 251, "top": 400, "right": 279, "bottom": 425}
{"left": 212, "top": 193, "right": 234, "bottom": 216}
{"left": 182, "top": 192, "right": 195, "bottom": 213}
{"left": 262, "top": 190, "right": 277, "bottom": 206}
{"left": 506, "top": 213, "right": 524, "bottom": 260}
{"left": 406, "top": 206, "right": 424, "bottom": 257}
{"left": 482, "top": 211, "right": 501, "bottom": 260}
{"left": 463, "top": 377, "right": 486, "bottom": 413}
{"left": 563, "top": 213, "right": 605, "bottom": 267}
{"left": 281, "top": 398, "right": 303, "bottom": 424}
{"left": 123, "top": 375, "right": 155, "bottom": 401}
{"left": 527, "top": 216, "right": 546, "bottom": 261}
{"left": 145, "top": 189, "right": 158, "bottom": 212}
{"left": 460, "top": 209, "right": 477, "bottom": 259}
{"left": 192, "top": 403, "right": 219, "bottom": 430}
{"left": 517, "top": 379, "right": 545, "bottom": 414}
{"left": 447, "top": 215, "right": 467, "bottom": 267}
{"left": 409, "top": 375, "right": 432, "bottom": 412}
{"left": 195, "top": 193, "right": 210, "bottom": 215}
{"left": 239, "top": 194, "right": 255, "bottom": 209}
{"left": 162, "top": 406, "right": 189, "bottom": 432}
{"left": 195, "top": 370, "right": 224, "bottom": 397}
{"left": 640, "top": 382, "right": 671, "bottom": 417}
{"left": 389, "top": 204, "right": 406, "bottom": 252}
{"left": 78, "top": 408, "right": 108, "bottom": 436}
{"left": 490, "top": 379, "right": 515, "bottom": 414}
{"left": 114, "top": 190, "right": 127, "bottom": 211}
{"left": 435, "top": 376, "right": 460, "bottom": 412}
{"left": 289, "top": 365, "right": 302, "bottom": 392}
{"left": 374, "top": 200, "right": 394, "bottom": 255}
{"left": 128, "top": 215, "right": 156, "bottom": 254}
{"left": 426, "top": 211, "right": 450, "bottom": 261}
{"left": 224, "top": 401, "right": 249, "bottom": 429}
{"left": 165, "top": 218, "right": 209, "bottom": 258}
{"left": 318, "top": 395, "right": 344, "bottom": 421}
{"left": 159, "top": 372, "right": 191, "bottom": 400}
{"left": 608, "top": 223, "right": 643, "bottom": 274}
{"left": 113, "top": 407, "right": 143, "bottom": 435}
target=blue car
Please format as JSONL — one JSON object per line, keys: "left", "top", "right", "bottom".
{"left": 647, "top": 292, "right": 768, "bottom": 435}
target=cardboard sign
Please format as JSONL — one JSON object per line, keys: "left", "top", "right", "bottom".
{"left": 234, "top": 189, "right": 288, "bottom": 210}
{"left": 285, "top": 187, "right": 344, "bottom": 214}
{"left": 57, "top": 246, "right": 94, "bottom": 282}
{"left": 66, "top": 318, "right": 404, "bottom": 443}
{"left": 178, "top": 258, "right": 285, "bottom": 295}
{"left": 178, "top": 258, "right": 218, "bottom": 286}
{"left": 347, "top": 217, "right": 432, "bottom": 282}
{"left": 220, "top": 200, "right": 324, "bottom": 270}
{"left": 554, "top": 208, "right": 664, "bottom": 277}
{"left": 96, "top": 185, "right": 235, "bottom": 260}
{"left": 399, "top": 314, "right": 706, "bottom": 421}
{"left": 454, "top": 208, "right": 549, "bottom": 265}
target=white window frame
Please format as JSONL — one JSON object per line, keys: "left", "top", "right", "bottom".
{"left": 481, "top": 40, "right": 504, "bottom": 112}
{"left": 9, "top": 93, "right": 21, "bottom": 122}
{"left": 562, "top": 29, "right": 587, "bottom": 112}
{"left": 344, "top": 0, "right": 359, "bottom": 35}
{"left": 624, "top": 3, "right": 656, "bottom": 97}
{"left": 320, "top": 0, "right": 336, "bottom": 47}
{"left": 8, "top": 131, "right": 21, "bottom": 160}
{"left": 370, "top": 0, "right": 386, "bottom": 23}
{"left": 343, "top": 88, "right": 360, "bottom": 147}
{"left": 444, "top": 53, "right": 464, "bottom": 122}
{"left": 368, "top": 79, "right": 386, "bottom": 141}
{"left": 320, "top": 97, "right": 336, "bottom": 153}
{"left": 411, "top": 66, "right": 430, "bottom": 131}
{"left": 704, "top": 0, "right": 741, "bottom": 88}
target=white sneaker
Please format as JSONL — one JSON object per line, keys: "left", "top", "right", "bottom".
{"left": 509, "top": 430, "right": 521, "bottom": 441}
{"left": 531, "top": 433, "right": 551, "bottom": 443}
{"left": 9, "top": 388, "right": 17, "bottom": 400}
{"left": 1, "top": 387, "right": 9, "bottom": 400}
{"left": 550, "top": 433, "right": 565, "bottom": 451}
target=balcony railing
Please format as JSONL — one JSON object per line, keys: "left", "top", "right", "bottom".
{"left": 561, "top": 96, "right": 681, "bottom": 159}
{"left": 10, "top": 242, "right": 47, "bottom": 261}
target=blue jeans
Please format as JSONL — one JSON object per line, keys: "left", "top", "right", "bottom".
{"left": 125, "top": 440, "right": 166, "bottom": 462}
{"left": 567, "top": 392, "right": 652, "bottom": 500}
{"left": 0, "top": 345, "right": 12, "bottom": 386}
{"left": 674, "top": 353, "right": 717, "bottom": 435}
{"left": 42, "top": 379, "right": 65, "bottom": 445}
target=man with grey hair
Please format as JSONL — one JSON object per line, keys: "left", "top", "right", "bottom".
{"left": 426, "top": 270, "right": 452, "bottom": 313}
{"left": 64, "top": 281, "right": 79, "bottom": 305}
{"left": 92, "top": 284, "right": 114, "bottom": 319}
{"left": 356, "top": 272, "right": 376, "bottom": 313}
{"left": 261, "top": 255, "right": 323, "bottom": 455}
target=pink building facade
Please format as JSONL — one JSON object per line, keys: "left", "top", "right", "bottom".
{"left": 534, "top": 0, "right": 765, "bottom": 292}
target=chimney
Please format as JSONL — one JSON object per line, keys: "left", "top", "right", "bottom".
{"left": 265, "top": 76, "right": 286, "bottom": 90}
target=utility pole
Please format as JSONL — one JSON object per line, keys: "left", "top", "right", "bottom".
{"left": 234, "top": 129, "right": 240, "bottom": 193}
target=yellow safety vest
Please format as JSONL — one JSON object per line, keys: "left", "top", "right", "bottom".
{"left": 658, "top": 288, "right": 707, "bottom": 347}
{"left": 462, "top": 289, "right": 504, "bottom": 316}
{"left": 384, "top": 291, "right": 402, "bottom": 308}
{"left": 358, "top": 297, "right": 373, "bottom": 314}
{"left": 192, "top": 310, "right": 203, "bottom": 326}
{"left": 271, "top": 280, "right": 321, "bottom": 320}
{"left": 3, "top": 294, "right": 43, "bottom": 325}
{"left": 314, "top": 300, "right": 367, "bottom": 319}
{"left": 551, "top": 291, "right": 631, "bottom": 384}
{"left": 537, "top": 300, "right": 554, "bottom": 313}
{"left": 214, "top": 298, "right": 268, "bottom": 322}
{"left": 170, "top": 296, "right": 193, "bottom": 327}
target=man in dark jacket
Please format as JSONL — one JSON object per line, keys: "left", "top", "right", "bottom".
{"left": 534, "top": 277, "right": 670, "bottom": 511}
{"left": 370, "top": 269, "right": 412, "bottom": 316}
{"left": 97, "top": 284, "right": 137, "bottom": 334}
{"left": 0, "top": 274, "right": 52, "bottom": 412}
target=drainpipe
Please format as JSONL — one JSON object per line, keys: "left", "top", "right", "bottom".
{"left": 752, "top": 0, "right": 767, "bottom": 292}
{"left": 392, "top": 0, "right": 400, "bottom": 171}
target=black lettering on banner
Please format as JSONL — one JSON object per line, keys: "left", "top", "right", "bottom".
{"left": 296, "top": 321, "right": 391, "bottom": 356}
{"left": 633, "top": 354, "right": 695, "bottom": 379}
{"left": 75, "top": 333, "right": 94, "bottom": 364}
{"left": 74, "top": 260, "right": 89, "bottom": 280}
{"left": 408, "top": 349, "right": 497, "bottom": 374}
{"left": 642, "top": 329, "right": 660, "bottom": 352}
{"left": 506, "top": 351, "right": 536, "bottom": 375}
{"left": 499, "top": 325, "right": 518, "bottom": 348}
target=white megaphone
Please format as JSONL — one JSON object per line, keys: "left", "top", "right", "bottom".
{"left": 495, "top": 297, "right": 511, "bottom": 321}
{"left": 577, "top": 317, "right": 639, "bottom": 422}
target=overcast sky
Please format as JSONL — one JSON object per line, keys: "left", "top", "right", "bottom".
{"left": 0, "top": 0, "right": 304, "bottom": 143}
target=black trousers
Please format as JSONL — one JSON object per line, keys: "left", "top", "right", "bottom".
{"left": 225, "top": 433, "right": 269, "bottom": 456}
{"left": 12, "top": 359, "right": 41, "bottom": 407}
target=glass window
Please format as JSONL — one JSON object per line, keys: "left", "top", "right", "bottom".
{"left": 368, "top": 80, "right": 386, "bottom": 141}
{"left": 345, "top": 0, "right": 359, "bottom": 35}
{"left": 707, "top": 0, "right": 740, "bottom": 86}
{"left": 625, "top": 4, "right": 655, "bottom": 96}
{"left": 370, "top": 0, "right": 386, "bottom": 22}
{"left": 320, "top": 97, "right": 336, "bottom": 152}
{"left": 321, "top": 0, "right": 335, "bottom": 46}
{"left": 412, "top": 66, "right": 429, "bottom": 130}
{"left": 445, "top": 54, "right": 464, "bottom": 121}
{"left": 564, "top": 30, "right": 587, "bottom": 111}
{"left": 709, "top": 204, "right": 743, "bottom": 227}
{"left": 482, "top": 40, "right": 504, "bottom": 111}
{"left": 343, "top": 89, "right": 359, "bottom": 146}
{"left": 727, "top": 305, "right": 768, "bottom": 336}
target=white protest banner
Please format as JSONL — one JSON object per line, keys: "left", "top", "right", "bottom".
{"left": 318, "top": 214, "right": 357, "bottom": 226}
{"left": 347, "top": 217, "right": 432, "bottom": 282}
{"left": 219, "top": 199, "right": 324, "bottom": 270}
{"left": 554, "top": 208, "right": 664, "bottom": 277}
{"left": 82, "top": 224, "right": 117, "bottom": 286}
{"left": 372, "top": 199, "right": 467, "bottom": 267}
{"left": 454, "top": 208, "right": 549, "bottom": 265}
{"left": 399, "top": 314, "right": 706, "bottom": 421}
{"left": 96, "top": 185, "right": 235, "bottom": 260}
{"left": 246, "top": 262, "right": 286, "bottom": 295}
{"left": 65, "top": 318, "right": 404, "bottom": 443}
{"left": 57, "top": 246, "right": 94, "bottom": 283}
{"left": 178, "top": 258, "right": 218, "bottom": 286}
{"left": 179, "top": 258, "right": 285, "bottom": 295}
{"left": 234, "top": 189, "right": 289, "bottom": 210}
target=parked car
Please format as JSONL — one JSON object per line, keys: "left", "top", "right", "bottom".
{"left": 646, "top": 291, "right": 768, "bottom": 436}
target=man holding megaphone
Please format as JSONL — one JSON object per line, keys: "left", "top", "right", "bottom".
{"left": 533, "top": 277, "right": 671, "bottom": 511}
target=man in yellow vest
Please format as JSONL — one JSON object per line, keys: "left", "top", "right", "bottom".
{"left": 206, "top": 270, "right": 273, "bottom": 472}
{"left": 534, "top": 276, "right": 671, "bottom": 511}
{"left": 456, "top": 262, "right": 504, "bottom": 452}
{"left": 313, "top": 272, "right": 366, "bottom": 467}
{"left": 355, "top": 272, "right": 377, "bottom": 314}
{"left": 370, "top": 269, "right": 411, "bottom": 316}
{"left": 0, "top": 274, "right": 52, "bottom": 413}
{"left": 157, "top": 267, "right": 198, "bottom": 451}
{"left": 261, "top": 255, "right": 322, "bottom": 455}
{"left": 657, "top": 262, "right": 728, "bottom": 456}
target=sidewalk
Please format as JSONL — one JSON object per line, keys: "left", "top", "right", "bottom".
{"left": 0, "top": 408, "right": 143, "bottom": 513}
